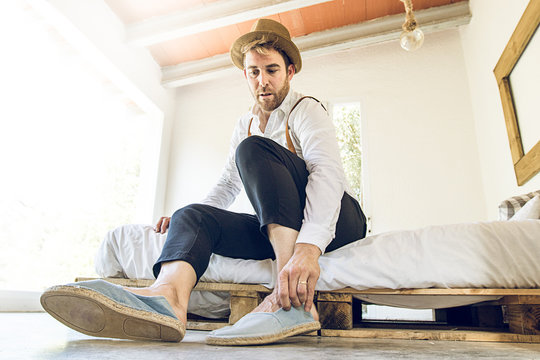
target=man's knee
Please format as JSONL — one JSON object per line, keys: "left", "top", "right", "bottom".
{"left": 235, "top": 136, "right": 273, "bottom": 167}
{"left": 171, "top": 203, "right": 216, "bottom": 225}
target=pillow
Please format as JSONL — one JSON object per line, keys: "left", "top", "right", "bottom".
{"left": 510, "top": 195, "right": 540, "bottom": 220}
{"left": 498, "top": 190, "right": 540, "bottom": 220}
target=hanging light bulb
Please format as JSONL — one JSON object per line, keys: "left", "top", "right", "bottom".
{"left": 400, "top": 0, "right": 424, "bottom": 51}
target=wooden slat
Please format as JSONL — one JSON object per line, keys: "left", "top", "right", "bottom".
{"left": 327, "top": 288, "right": 540, "bottom": 296}
{"left": 318, "top": 292, "right": 353, "bottom": 302}
{"left": 75, "top": 278, "right": 540, "bottom": 297}
{"left": 321, "top": 328, "right": 540, "bottom": 343}
{"left": 193, "top": 282, "right": 272, "bottom": 293}
{"left": 498, "top": 295, "right": 540, "bottom": 305}
{"left": 75, "top": 277, "right": 155, "bottom": 287}
{"left": 186, "top": 320, "right": 227, "bottom": 331}
{"left": 229, "top": 290, "right": 260, "bottom": 324}
{"left": 318, "top": 292, "right": 353, "bottom": 330}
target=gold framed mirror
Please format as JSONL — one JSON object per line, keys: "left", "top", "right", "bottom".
{"left": 493, "top": 0, "right": 540, "bottom": 186}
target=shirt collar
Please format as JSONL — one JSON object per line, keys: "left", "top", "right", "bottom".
{"left": 274, "top": 89, "right": 298, "bottom": 117}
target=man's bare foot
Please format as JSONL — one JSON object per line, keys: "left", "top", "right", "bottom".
{"left": 252, "top": 291, "right": 280, "bottom": 313}
{"left": 251, "top": 290, "right": 319, "bottom": 321}
{"left": 124, "top": 284, "right": 187, "bottom": 325}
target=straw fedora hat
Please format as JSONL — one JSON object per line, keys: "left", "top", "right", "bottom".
{"left": 230, "top": 19, "right": 302, "bottom": 73}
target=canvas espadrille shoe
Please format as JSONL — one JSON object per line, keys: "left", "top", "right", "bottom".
{"left": 206, "top": 306, "right": 320, "bottom": 345}
{"left": 40, "top": 279, "right": 185, "bottom": 342}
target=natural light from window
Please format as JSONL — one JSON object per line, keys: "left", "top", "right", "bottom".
{"left": 332, "top": 103, "right": 364, "bottom": 205}
{"left": 0, "top": 2, "right": 154, "bottom": 292}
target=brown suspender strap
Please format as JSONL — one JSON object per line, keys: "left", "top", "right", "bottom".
{"left": 247, "top": 117, "right": 253, "bottom": 137}
{"left": 247, "top": 96, "right": 325, "bottom": 153}
{"left": 285, "top": 96, "right": 325, "bottom": 153}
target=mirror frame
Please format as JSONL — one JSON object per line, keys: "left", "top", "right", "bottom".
{"left": 493, "top": 0, "right": 540, "bottom": 186}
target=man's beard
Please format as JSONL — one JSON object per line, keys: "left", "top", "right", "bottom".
{"left": 255, "top": 77, "right": 290, "bottom": 112}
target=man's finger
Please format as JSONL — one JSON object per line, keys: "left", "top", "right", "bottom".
{"left": 304, "top": 279, "right": 315, "bottom": 312}
{"left": 278, "top": 271, "right": 291, "bottom": 310}
{"left": 289, "top": 276, "right": 302, "bottom": 308}
{"left": 154, "top": 217, "right": 164, "bottom": 233}
{"left": 161, "top": 217, "right": 170, "bottom": 234}
{"left": 296, "top": 279, "right": 308, "bottom": 305}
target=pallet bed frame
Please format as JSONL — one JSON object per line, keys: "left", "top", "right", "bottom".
{"left": 75, "top": 278, "right": 540, "bottom": 343}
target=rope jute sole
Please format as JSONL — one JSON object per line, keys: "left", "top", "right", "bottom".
{"left": 40, "top": 285, "right": 185, "bottom": 342}
{"left": 206, "top": 321, "right": 321, "bottom": 346}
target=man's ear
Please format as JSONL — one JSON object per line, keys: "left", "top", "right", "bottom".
{"left": 243, "top": 68, "right": 247, "bottom": 79}
{"left": 287, "top": 64, "right": 295, "bottom": 80}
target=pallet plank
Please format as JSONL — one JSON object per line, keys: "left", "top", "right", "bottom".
{"left": 506, "top": 304, "right": 540, "bottom": 335}
{"left": 229, "top": 290, "right": 260, "bottom": 324}
{"left": 321, "top": 328, "right": 540, "bottom": 343}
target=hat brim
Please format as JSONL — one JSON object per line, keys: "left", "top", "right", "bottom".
{"left": 230, "top": 31, "right": 302, "bottom": 73}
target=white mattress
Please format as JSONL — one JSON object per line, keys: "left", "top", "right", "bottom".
{"left": 95, "top": 220, "right": 540, "bottom": 318}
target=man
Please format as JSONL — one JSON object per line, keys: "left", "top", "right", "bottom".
{"left": 41, "top": 19, "right": 367, "bottom": 345}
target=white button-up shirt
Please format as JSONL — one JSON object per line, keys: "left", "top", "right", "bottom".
{"left": 201, "top": 89, "right": 351, "bottom": 254}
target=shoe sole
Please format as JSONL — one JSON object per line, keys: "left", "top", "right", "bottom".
{"left": 40, "top": 285, "right": 185, "bottom": 342}
{"left": 206, "top": 321, "right": 321, "bottom": 346}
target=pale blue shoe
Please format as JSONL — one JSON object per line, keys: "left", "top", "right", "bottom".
{"left": 40, "top": 279, "right": 185, "bottom": 342}
{"left": 206, "top": 306, "right": 321, "bottom": 345}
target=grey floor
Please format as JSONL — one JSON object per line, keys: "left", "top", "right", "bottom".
{"left": 2, "top": 313, "right": 540, "bottom": 360}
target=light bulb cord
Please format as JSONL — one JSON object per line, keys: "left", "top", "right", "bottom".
{"left": 400, "top": 0, "right": 418, "bottom": 32}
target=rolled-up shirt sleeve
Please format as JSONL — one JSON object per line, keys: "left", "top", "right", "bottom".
{"left": 291, "top": 100, "right": 345, "bottom": 254}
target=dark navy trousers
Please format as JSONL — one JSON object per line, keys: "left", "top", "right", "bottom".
{"left": 153, "top": 136, "right": 367, "bottom": 281}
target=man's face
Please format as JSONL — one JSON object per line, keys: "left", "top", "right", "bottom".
{"left": 244, "top": 48, "right": 294, "bottom": 113}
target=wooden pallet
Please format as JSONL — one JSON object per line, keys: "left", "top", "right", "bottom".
{"left": 75, "top": 278, "right": 540, "bottom": 343}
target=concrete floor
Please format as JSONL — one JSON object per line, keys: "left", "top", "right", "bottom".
{"left": 1, "top": 313, "right": 540, "bottom": 360}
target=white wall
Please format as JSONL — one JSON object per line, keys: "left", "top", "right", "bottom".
{"left": 167, "top": 75, "right": 253, "bottom": 214}
{"left": 298, "top": 30, "right": 485, "bottom": 232}
{"left": 459, "top": 0, "right": 540, "bottom": 220}
{"left": 168, "top": 28, "right": 487, "bottom": 234}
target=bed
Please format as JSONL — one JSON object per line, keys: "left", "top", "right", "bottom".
{"left": 92, "top": 190, "right": 540, "bottom": 342}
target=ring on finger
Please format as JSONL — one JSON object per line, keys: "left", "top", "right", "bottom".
{"left": 298, "top": 280, "right": 308, "bottom": 285}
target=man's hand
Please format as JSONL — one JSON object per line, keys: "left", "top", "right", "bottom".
{"left": 277, "top": 243, "right": 321, "bottom": 312}
{"left": 154, "top": 216, "right": 171, "bottom": 234}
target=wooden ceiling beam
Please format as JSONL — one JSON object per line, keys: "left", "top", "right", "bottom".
{"left": 126, "top": 0, "right": 333, "bottom": 47}
{"left": 161, "top": 1, "right": 471, "bottom": 88}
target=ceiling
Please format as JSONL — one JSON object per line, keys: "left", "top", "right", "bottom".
{"left": 103, "top": 0, "right": 469, "bottom": 87}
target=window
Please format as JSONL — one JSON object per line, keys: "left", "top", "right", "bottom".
{"left": 332, "top": 103, "right": 364, "bottom": 205}
{"left": 332, "top": 102, "right": 433, "bottom": 322}
{"left": 0, "top": 2, "right": 157, "bottom": 292}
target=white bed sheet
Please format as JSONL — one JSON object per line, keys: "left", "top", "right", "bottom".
{"left": 95, "top": 220, "right": 540, "bottom": 317}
